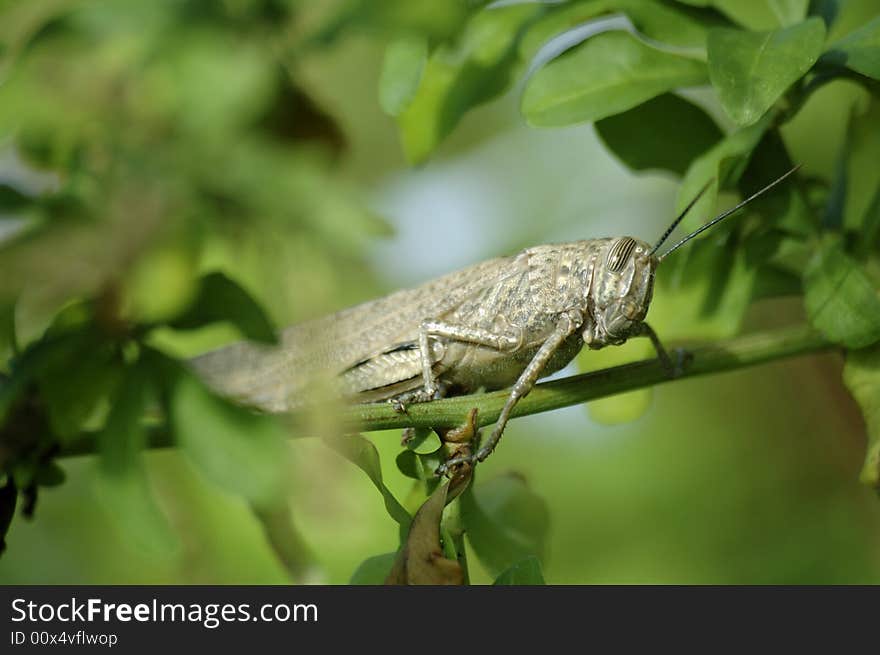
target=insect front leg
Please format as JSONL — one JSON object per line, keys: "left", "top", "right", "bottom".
{"left": 436, "top": 309, "right": 583, "bottom": 476}
{"left": 637, "top": 323, "right": 685, "bottom": 378}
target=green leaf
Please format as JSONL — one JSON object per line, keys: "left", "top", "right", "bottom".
{"left": 398, "top": 4, "right": 541, "bottom": 163}
{"left": 170, "top": 364, "right": 289, "bottom": 505}
{"left": 379, "top": 34, "right": 428, "bottom": 116}
{"left": 803, "top": 238, "right": 880, "bottom": 348}
{"left": 34, "top": 461, "right": 65, "bottom": 487}
{"left": 171, "top": 272, "right": 277, "bottom": 345}
{"left": 708, "top": 18, "right": 826, "bottom": 125}
{"left": 0, "top": 477, "right": 16, "bottom": 556}
{"left": 97, "top": 369, "right": 151, "bottom": 473}
{"left": 460, "top": 472, "right": 550, "bottom": 578}
{"left": 808, "top": 0, "right": 841, "bottom": 27}
{"left": 821, "top": 15, "right": 880, "bottom": 79}
{"left": 750, "top": 264, "right": 802, "bottom": 300}
{"left": 404, "top": 427, "right": 441, "bottom": 454}
{"left": 395, "top": 448, "right": 443, "bottom": 482}
{"left": 1, "top": 306, "right": 80, "bottom": 424}
{"left": 0, "top": 184, "right": 32, "bottom": 211}
{"left": 861, "top": 186, "right": 880, "bottom": 253}
{"left": 156, "top": 35, "right": 276, "bottom": 141}
{"left": 737, "top": 129, "right": 815, "bottom": 236}
{"left": 843, "top": 100, "right": 880, "bottom": 235}
{"left": 619, "top": 0, "right": 723, "bottom": 48}
{"left": 519, "top": 0, "right": 723, "bottom": 63}
{"left": 768, "top": 0, "right": 810, "bottom": 26}
{"left": 311, "top": 0, "right": 479, "bottom": 45}
{"left": 395, "top": 450, "right": 421, "bottom": 480}
{"left": 350, "top": 552, "right": 397, "bottom": 584}
{"left": 674, "top": 112, "right": 772, "bottom": 232}
{"left": 595, "top": 93, "right": 722, "bottom": 175}
{"left": 522, "top": 31, "right": 707, "bottom": 127}
{"left": 653, "top": 226, "right": 759, "bottom": 340}
{"left": 35, "top": 330, "right": 121, "bottom": 440}
{"left": 325, "top": 434, "right": 411, "bottom": 531}
{"left": 493, "top": 556, "right": 546, "bottom": 585}
{"left": 95, "top": 369, "right": 177, "bottom": 554}
{"left": 843, "top": 343, "right": 880, "bottom": 488}
{"left": 519, "top": 0, "right": 607, "bottom": 62}
{"left": 708, "top": 0, "right": 805, "bottom": 29}
{"left": 0, "top": 357, "right": 34, "bottom": 427}
{"left": 0, "top": 301, "right": 14, "bottom": 365}
{"left": 125, "top": 244, "right": 201, "bottom": 324}
{"left": 1, "top": 310, "right": 107, "bottom": 428}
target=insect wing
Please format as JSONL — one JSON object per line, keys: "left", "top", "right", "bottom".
{"left": 190, "top": 254, "right": 525, "bottom": 411}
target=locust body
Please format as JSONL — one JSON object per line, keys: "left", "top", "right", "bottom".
{"left": 190, "top": 168, "right": 798, "bottom": 472}
{"left": 191, "top": 237, "right": 661, "bottom": 468}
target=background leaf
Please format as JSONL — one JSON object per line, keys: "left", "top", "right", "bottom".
{"left": 737, "top": 129, "right": 815, "bottom": 236}
{"left": 522, "top": 31, "right": 707, "bottom": 127}
{"left": 674, "top": 114, "right": 772, "bottom": 232}
{"left": 379, "top": 34, "right": 428, "bottom": 117}
{"left": 843, "top": 100, "right": 880, "bottom": 235}
{"left": 35, "top": 331, "right": 121, "bottom": 440}
{"left": 170, "top": 364, "right": 289, "bottom": 505}
{"left": 170, "top": 272, "right": 278, "bottom": 345}
{"left": 460, "top": 472, "right": 550, "bottom": 578}
{"left": 0, "top": 478, "right": 15, "bottom": 555}
{"left": 843, "top": 344, "right": 880, "bottom": 488}
{"left": 395, "top": 449, "right": 443, "bottom": 484}
{"left": 519, "top": 0, "right": 723, "bottom": 64}
{"left": 821, "top": 15, "right": 880, "bottom": 79}
{"left": 350, "top": 552, "right": 397, "bottom": 584}
{"left": 94, "top": 368, "right": 177, "bottom": 554}
{"left": 404, "top": 428, "right": 441, "bottom": 454}
{"left": 325, "top": 434, "right": 411, "bottom": 532}
{"left": 769, "top": 0, "right": 809, "bottom": 26}
{"left": 397, "top": 4, "right": 541, "bottom": 163}
{"left": 708, "top": 18, "right": 826, "bottom": 125}
{"left": 595, "top": 93, "right": 722, "bottom": 175}
{"left": 803, "top": 238, "right": 880, "bottom": 348}
{"left": 493, "top": 555, "right": 546, "bottom": 585}
{"left": 0, "top": 184, "right": 32, "bottom": 212}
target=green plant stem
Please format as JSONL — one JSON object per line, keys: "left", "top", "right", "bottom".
{"left": 329, "top": 323, "right": 833, "bottom": 431}
{"left": 59, "top": 323, "right": 834, "bottom": 457}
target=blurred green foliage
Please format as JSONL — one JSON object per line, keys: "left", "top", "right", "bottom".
{"left": 1, "top": 0, "right": 880, "bottom": 584}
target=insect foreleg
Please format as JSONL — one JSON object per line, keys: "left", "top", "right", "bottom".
{"left": 417, "top": 319, "right": 523, "bottom": 396}
{"left": 637, "top": 323, "right": 681, "bottom": 377}
{"left": 436, "top": 309, "right": 583, "bottom": 476}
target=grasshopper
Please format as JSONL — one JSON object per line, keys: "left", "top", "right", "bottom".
{"left": 191, "top": 167, "right": 798, "bottom": 475}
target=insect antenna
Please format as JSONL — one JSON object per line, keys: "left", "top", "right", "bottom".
{"left": 649, "top": 178, "right": 714, "bottom": 256}
{"left": 657, "top": 165, "right": 801, "bottom": 262}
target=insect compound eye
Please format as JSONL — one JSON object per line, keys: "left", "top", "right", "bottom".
{"left": 606, "top": 237, "right": 637, "bottom": 273}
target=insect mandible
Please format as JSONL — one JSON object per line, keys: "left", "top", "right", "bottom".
{"left": 190, "top": 166, "right": 799, "bottom": 475}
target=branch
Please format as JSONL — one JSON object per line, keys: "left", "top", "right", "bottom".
{"left": 333, "top": 323, "right": 833, "bottom": 431}
{"left": 59, "top": 323, "right": 834, "bottom": 457}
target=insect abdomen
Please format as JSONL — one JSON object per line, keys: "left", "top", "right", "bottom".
{"left": 341, "top": 340, "right": 445, "bottom": 401}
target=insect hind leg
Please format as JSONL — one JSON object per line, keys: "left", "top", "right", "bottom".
{"left": 436, "top": 309, "right": 582, "bottom": 476}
